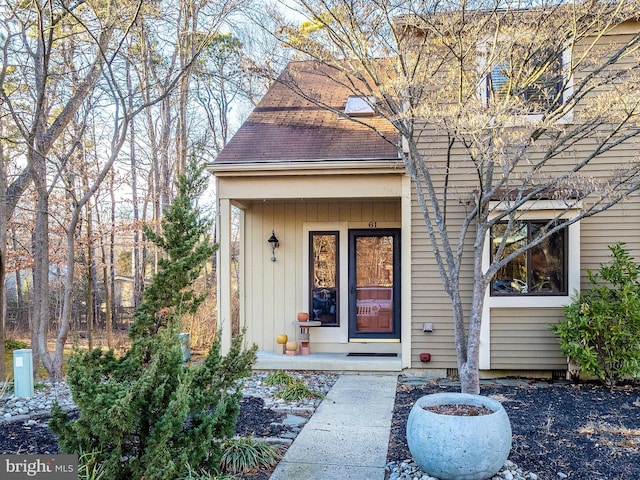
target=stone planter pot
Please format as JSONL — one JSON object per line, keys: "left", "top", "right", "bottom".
{"left": 406, "top": 392, "right": 512, "bottom": 480}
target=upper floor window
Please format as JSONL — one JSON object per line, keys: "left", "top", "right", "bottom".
{"left": 491, "top": 220, "right": 567, "bottom": 296}
{"left": 484, "top": 43, "right": 567, "bottom": 114}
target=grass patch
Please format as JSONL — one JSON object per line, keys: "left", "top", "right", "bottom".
{"left": 275, "top": 378, "right": 325, "bottom": 401}
{"left": 182, "top": 464, "right": 235, "bottom": 480}
{"left": 579, "top": 420, "right": 640, "bottom": 449}
{"left": 263, "top": 370, "right": 293, "bottom": 386}
{"left": 2, "top": 336, "right": 115, "bottom": 382}
{"left": 220, "top": 436, "right": 281, "bottom": 474}
{"left": 3, "top": 339, "right": 30, "bottom": 381}
{"left": 77, "top": 448, "right": 106, "bottom": 480}
{"left": 264, "top": 371, "right": 326, "bottom": 401}
{"left": 579, "top": 420, "right": 640, "bottom": 437}
{"left": 1, "top": 374, "right": 13, "bottom": 397}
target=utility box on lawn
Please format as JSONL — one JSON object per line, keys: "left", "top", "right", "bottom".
{"left": 13, "top": 349, "right": 34, "bottom": 398}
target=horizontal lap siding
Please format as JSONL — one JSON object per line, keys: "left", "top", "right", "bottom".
{"left": 488, "top": 196, "right": 640, "bottom": 372}
{"left": 411, "top": 177, "right": 475, "bottom": 369}
{"left": 410, "top": 122, "right": 481, "bottom": 369}
{"left": 490, "top": 308, "right": 566, "bottom": 369}
{"left": 580, "top": 198, "right": 640, "bottom": 280}
{"left": 408, "top": 28, "right": 640, "bottom": 370}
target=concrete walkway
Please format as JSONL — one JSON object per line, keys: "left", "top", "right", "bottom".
{"left": 269, "top": 374, "right": 398, "bottom": 480}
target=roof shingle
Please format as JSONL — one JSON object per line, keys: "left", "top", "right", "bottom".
{"left": 214, "top": 61, "right": 399, "bottom": 164}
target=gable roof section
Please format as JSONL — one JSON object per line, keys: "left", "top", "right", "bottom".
{"left": 214, "top": 61, "right": 399, "bottom": 165}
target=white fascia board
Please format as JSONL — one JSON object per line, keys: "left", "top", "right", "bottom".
{"left": 209, "top": 159, "right": 405, "bottom": 176}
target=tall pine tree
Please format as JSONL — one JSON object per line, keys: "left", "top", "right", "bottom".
{"left": 51, "top": 160, "right": 256, "bottom": 480}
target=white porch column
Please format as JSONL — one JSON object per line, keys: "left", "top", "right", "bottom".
{"left": 217, "top": 197, "right": 232, "bottom": 354}
{"left": 401, "top": 175, "right": 413, "bottom": 369}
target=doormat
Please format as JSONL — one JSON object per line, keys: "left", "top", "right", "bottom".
{"left": 346, "top": 352, "right": 397, "bottom": 357}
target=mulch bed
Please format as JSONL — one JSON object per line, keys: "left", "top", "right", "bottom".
{"left": 389, "top": 377, "right": 640, "bottom": 479}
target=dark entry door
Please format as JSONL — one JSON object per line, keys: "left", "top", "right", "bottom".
{"left": 348, "top": 229, "right": 400, "bottom": 341}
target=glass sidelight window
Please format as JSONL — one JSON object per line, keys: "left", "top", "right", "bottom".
{"left": 309, "top": 232, "right": 339, "bottom": 326}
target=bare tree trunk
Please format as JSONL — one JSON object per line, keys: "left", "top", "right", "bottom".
{"left": 176, "top": 74, "right": 189, "bottom": 178}
{"left": 50, "top": 189, "right": 82, "bottom": 383}
{"left": 159, "top": 95, "right": 172, "bottom": 221}
{"left": 11, "top": 231, "right": 25, "bottom": 329}
{"left": 87, "top": 201, "right": 94, "bottom": 351}
{"left": 0, "top": 142, "right": 6, "bottom": 381}
{"left": 32, "top": 168, "right": 54, "bottom": 379}
{"left": 102, "top": 243, "right": 113, "bottom": 348}
{"left": 97, "top": 171, "right": 115, "bottom": 348}
{"left": 127, "top": 64, "right": 144, "bottom": 309}
{"left": 109, "top": 168, "right": 117, "bottom": 335}
{"left": 30, "top": 268, "right": 39, "bottom": 379}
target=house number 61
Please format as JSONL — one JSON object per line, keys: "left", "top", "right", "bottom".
{"left": 369, "top": 221, "right": 377, "bottom": 228}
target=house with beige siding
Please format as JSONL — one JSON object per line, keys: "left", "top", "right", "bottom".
{"left": 210, "top": 16, "right": 640, "bottom": 377}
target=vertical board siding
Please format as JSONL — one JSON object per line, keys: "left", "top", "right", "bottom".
{"left": 244, "top": 199, "right": 401, "bottom": 350}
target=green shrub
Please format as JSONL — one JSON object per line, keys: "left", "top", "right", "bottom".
{"left": 4, "top": 339, "right": 28, "bottom": 350}
{"left": 263, "top": 370, "right": 293, "bottom": 386}
{"left": 220, "top": 436, "right": 281, "bottom": 474}
{"left": 551, "top": 243, "right": 640, "bottom": 387}
{"left": 77, "top": 448, "right": 106, "bottom": 480}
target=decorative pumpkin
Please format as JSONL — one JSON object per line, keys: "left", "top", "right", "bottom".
{"left": 276, "top": 334, "right": 288, "bottom": 344}
{"left": 297, "top": 312, "right": 309, "bottom": 322}
{"left": 285, "top": 341, "right": 298, "bottom": 352}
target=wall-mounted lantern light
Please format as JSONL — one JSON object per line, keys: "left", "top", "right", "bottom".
{"left": 268, "top": 230, "right": 279, "bottom": 261}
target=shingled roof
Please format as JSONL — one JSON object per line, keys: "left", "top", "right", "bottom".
{"left": 214, "top": 61, "right": 399, "bottom": 165}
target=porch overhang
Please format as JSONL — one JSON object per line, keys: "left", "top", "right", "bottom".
{"left": 210, "top": 159, "right": 406, "bottom": 203}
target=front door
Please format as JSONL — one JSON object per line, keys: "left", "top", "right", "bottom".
{"left": 348, "top": 229, "right": 400, "bottom": 341}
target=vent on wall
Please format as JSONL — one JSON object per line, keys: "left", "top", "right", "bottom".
{"left": 552, "top": 370, "right": 567, "bottom": 381}
{"left": 446, "top": 368, "right": 459, "bottom": 379}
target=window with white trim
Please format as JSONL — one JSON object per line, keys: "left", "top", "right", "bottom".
{"left": 483, "top": 42, "right": 568, "bottom": 114}
{"left": 490, "top": 220, "right": 568, "bottom": 296}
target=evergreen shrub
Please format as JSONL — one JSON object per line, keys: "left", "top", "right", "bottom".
{"left": 551, "top": 243, "right": 640, "bottom": 387}
{"left": 50, "top": 160, "right": 257, "bottom": 479}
